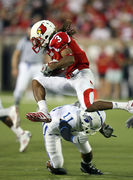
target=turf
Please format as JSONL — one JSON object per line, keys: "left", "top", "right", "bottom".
{"left": 0, "top": 94, "right": 133, "bottom": 180}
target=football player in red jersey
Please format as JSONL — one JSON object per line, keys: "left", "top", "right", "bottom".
{"left": 26, "top": 20, "right": 133, "bottom": 122}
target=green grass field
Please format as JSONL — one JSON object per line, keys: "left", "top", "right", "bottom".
{"left": 0, "top": 93, "right": 133, "bottom": 180}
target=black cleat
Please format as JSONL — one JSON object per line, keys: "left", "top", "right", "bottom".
{"left": 80, "top": 162, "right": 103, "bottom": 175}
{"left": 46, "top": 161, "right": 67, "bottom": 175}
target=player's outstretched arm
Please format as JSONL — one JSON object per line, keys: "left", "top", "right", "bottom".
{"left": 126, "top": 116, "right": 133, "bottom": 128}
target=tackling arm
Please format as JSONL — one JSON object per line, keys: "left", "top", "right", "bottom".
{"left": 59, "top": 120, "right": 73, "bottom": 142}
{"left": 59, "top": 120, "right": 88, "bottom": 144}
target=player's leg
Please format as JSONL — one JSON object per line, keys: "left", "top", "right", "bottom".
{"left": 26, "top": 75, "right": 76, "bottom": 122}
{"left": 73, "top": 69, "right": 133, "bottom": 113}
{"left": 74, "top": 139, "right": 103, "bottom": 175}
{"left": 26, "top": 79, "right": 51, "bottom": 122}
{"left": 13, "top": 62, "right": 31, "bottom": 106}
{"left": 0, "top": 99, "right": 31, "bottom": 152}
{"left": 0, "top": 99, "right": 20, "bottom": 128}
{"left": 1, "top": 116, "right": 31, "bottom": 152}
{"left": 43, "top": 131, "right": 67, "bottom": 175}
{"left": 87, "top": 96, "right": 133, "bottom": 113}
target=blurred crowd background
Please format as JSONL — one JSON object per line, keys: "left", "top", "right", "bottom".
{"left": 0, "top": 0, "right": 133, "bottom": 100}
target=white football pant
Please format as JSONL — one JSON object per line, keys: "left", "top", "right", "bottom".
{"left": 43, "top": 132, "right": 92, "bottom": 168}
{"left": 34, "top": 68, "right": 95, "bottom": 110}
{"left": 14, "top": 62, "right": 42, "bottom": 104}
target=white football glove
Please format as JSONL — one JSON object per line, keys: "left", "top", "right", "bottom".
{"left": 72, "top": 134, "right": 88, "bottom": 144}
{"left": 41, "top": 64, "right": 52, "bottom": 76}
{"left": 126, "top": 116, "right": 133, "bottom": 128}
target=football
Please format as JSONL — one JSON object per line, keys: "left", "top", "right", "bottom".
{"left": 50, "top": 68, "right": 65, "bottom": 76}
{"left": 48, "top": 60, "right": 65, "bottom": 76}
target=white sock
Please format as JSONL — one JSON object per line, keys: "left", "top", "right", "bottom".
{"left": 0, "top": 107, "right": 10, "bottom": 117}
{"left": 112, "top": 102, "right": 128, "bottom": 110}
{"left": 37, "top": 100, "right": 48, "bottom": 112}
{"left": 11, "top": 126, "right": 24, "bottom": 137}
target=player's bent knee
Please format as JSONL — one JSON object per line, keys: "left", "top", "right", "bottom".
{"left": 32, "top": 79, "right": 40, "bottom": 87}
{"left": 83, "top": 88, "right": 94, "bottom": 109}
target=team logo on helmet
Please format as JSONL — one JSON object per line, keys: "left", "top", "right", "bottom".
{"left": 37, "top": 24, "right": 47, "bottom": 35}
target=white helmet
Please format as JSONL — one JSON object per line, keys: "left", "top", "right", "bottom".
{"left": 30, "top": 20, "right": 56, "bottom": 53}
{"left": 80, "top": 110, "right": 106, "bottom": 135}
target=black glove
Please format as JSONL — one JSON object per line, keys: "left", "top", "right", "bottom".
{"left": 100, "top": 124, "right": 117, "bottom": 138}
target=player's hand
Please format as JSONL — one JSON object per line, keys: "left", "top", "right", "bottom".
{"left": 41, "top": 64, "right": 52, "bottom": 76}
{"left": 72, "top": 134, "right": 88, "bottom": 144}
{"left": 100, "top": 124, "right": 116, "bottom": 138}
{"left": 126, "top": 116, "right": 133, "bottom": 128}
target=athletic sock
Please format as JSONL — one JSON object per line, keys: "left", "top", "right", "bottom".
{"left": 112, "top": 102, "right": 128, "bottom": 110}
{"left": 11, "top": 126, "right": 24, "bottom": 137}
{"left": 37, "top": 100, "right": 48, "bottom": 112}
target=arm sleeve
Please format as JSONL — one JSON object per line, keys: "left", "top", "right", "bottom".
{"left": 59, "top": 120, "right": 73, "bottom": 142}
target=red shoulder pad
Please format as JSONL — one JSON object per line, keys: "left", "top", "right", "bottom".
{"left": 49, "top": 32, "right": 71, "bottom": 50}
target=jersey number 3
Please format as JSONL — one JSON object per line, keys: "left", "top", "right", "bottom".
{"left": 55, "top": 35, "right": 62, "bottom": 42}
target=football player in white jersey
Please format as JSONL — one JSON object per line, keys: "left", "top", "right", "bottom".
{"left": 41, "top": 103, "right": 115, "bottom": 175}
{"left": 0, "top": 98, "right": 31, "bottom": 152}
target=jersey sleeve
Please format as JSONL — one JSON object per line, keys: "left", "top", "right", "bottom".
{"left": 49, "top": 32, "right": 71, "bottom": 51}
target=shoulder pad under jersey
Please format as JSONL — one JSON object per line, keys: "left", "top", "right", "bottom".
{"left": 49, "top": 32, "right": 71, "bottom": 51}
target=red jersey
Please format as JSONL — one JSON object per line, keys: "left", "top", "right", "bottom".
{"left": 46, "top": 32, "right": 89, "bottom": 78}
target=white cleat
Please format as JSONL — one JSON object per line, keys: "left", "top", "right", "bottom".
{"left": 26, "top": 111, "right": 51, "bottom": 123}
{"left": 19, "top": 131, "right": 32, "bottom": 152}
{"left": 9, "top": 105, "right": 20, "bottom": 128}
{"left": 126, "top": 100, "right": 133, "bottom": 113}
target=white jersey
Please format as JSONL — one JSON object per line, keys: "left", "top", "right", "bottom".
{"left": 43, "top": 104, "right": 81, "bottom": 135}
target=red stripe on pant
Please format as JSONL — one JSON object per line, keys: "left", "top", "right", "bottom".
{"left": 83, "top": 88, "right": 94, "bottom": 109}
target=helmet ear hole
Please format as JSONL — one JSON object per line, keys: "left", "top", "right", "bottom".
{"left": 45, "top": 35, "right": 48, "bottom": 39}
